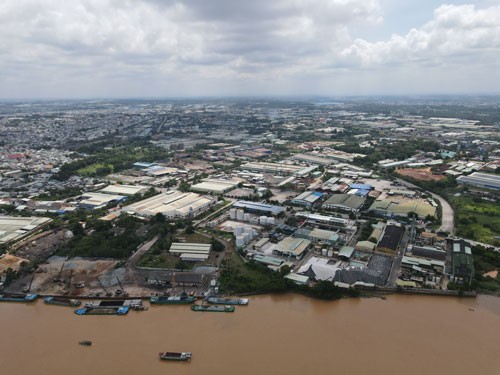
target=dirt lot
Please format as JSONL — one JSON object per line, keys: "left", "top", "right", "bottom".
{"left": 396, "top": 168, "right": 446, "bottom": 181}
{"left": 14, "top": 230, "right": 72, "bottom": 263}
{"left": 0, "top": 254, "right": 28, "bottom": 273}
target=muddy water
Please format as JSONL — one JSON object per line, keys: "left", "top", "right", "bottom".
{"left": 0, "top": 294, "right": 499, "bottom": 375}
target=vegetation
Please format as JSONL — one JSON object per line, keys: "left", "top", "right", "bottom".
{"left": 451, "top": 195, "right": 500, "bottom": 246}
{"left": 55, "top": 142, "right": 171, "bottom": 180}
{"left": 57, "top": 214, "right": 146, "bottom": 258}
{"left": 471, "top": 245, "right": 500, "bottom": 292}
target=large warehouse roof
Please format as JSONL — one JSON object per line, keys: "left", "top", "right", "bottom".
{"left": 457, "top": 172, "right": 500, "bottom": 191}
{"left": 123, "top": 191, "right": 215, "bottom": 218}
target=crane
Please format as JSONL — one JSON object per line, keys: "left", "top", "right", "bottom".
{"left": 22, "top": 273, "right": 35, "bottom": 293}
{"left": 115, "top": 276, "right": 128, "bottom": 297}
{"left": 53, "top": 262, "right": 65, "bottom": 283}
{"left": 97, "top": 277, "right": 112, "bottom": 297}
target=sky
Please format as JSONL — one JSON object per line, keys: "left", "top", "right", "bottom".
{"left": 1, "top": 0, "right": 500, "bottom": 99}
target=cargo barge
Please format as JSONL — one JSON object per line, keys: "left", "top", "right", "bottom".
{"left": 159, "top": 352, "right": 192, "bottom": 361}
{"left": 0, "top": 293, "right": 38, "bottom": 302}
{"left": 206, "top": 297, "right": 249, "bottom": 305}
{"left": 191, "top": 305, "right": 235, "bottom": 312}
{"left": 84, "top": 299, "right": 145, "bottom": 310}
{"left": 150, "top": 293, "right": 196, "bottom": 305}
{"left": 74, "top": 306, "right": 129, "bottom": 316}
{"left": 44, "top": 296, "right": 81, "bottom": 307}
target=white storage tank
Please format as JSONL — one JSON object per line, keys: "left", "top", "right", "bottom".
{"left": 229, "top": 208, "right": 237, "bottom": 220}
{"left": 234, "top": 226, "right": 244, "bottom": 236}
{"left": 243, "top": 213, "right": 250, "bottom": 222}
{"left": 259, "top": 216, "right": 268, "bottom": 225}
{"left": 236, "top": 209, "right": 245, "bottom": 221}
{"left": 235, "top": 235, "right": 245, "bottom": 248}
{"left": 242, "top": 232, "right": 251, "bottom": 244}
{"left": 250, "top": 216, "right": 259, "bottom": 224}
{"left": 328, "top": 250, "right": 334, "bottom": 257}
{"left": 322, "top": 248, "right": 328, "bottom": 256}
{"left": 267, "top": 217, "right": 276, "bottom": 225}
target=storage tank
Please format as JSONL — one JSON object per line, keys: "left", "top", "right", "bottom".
{"left": 242, "top": 232, "right": 251, "bottom": 244}
{"left": 327, "top": 250, "right": 334, "bottom": 257}
{"left": 235, "top": 235, "right": 245, "bottom": 248}
{"left": 322, "top": 248, "right": 328, "bottom": 256}
{"left": 229, "top": 208, "right": 237, "bottom": 220}
{"left": 243, "top": 213, "right": 250, "bottom": 222}
{"left": 236, "top": 209, "right": 245, "bottom": 221}
{"left": 267, "top": 217, "right": 276, "bottom": 225}
{"left": 249, "top": 216, "right": 259, "bottom": 224}
{"left": 259, "top": 216, "right": 268, "bottom": 225}
{"left": 234, "top": 226, "right": 244, "bottom": 236}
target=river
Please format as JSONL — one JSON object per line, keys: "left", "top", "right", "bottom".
{"left": 0, "top": 294, "right": 499, "bottom": 375}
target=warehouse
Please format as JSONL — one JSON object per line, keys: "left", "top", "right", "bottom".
{"left": 191, "top": 179, "right": 239, "bottom": 194}
{"left": 322, "top": 194, "right": 365, "bottom": 212}
{"left": 272, "top": 237, "right": 311, "bottom": 260}
{"left": 169, "top": 242, "right": 211, "bottom": 261}
{"left": 457, "top": 172, "right": 500, "bottom": 191}
{"left": 241, "top": 162, "right": 317, "bottom": 177}
{"left": 292, "top": 153, "right": 335, "bottom": 166}
{"left": 295, "top": 228, "right": 339, "bottom": 246}
{"left": 290, "top": 191, "right": 324, "bottom": 207}
{"left": 0, "top": 216, "right": 52, "bottom": 244}
{"left": 233, "top": 201, "right": 286, "bottom": 216}
{"left": 99, "top": 184, "right": 150, "bottom": 196}
{"left": 376, "top": 224, "right": 405, "bottom": 255}
{"left": 78, "top": 192, "right": 127, "bottom": 210}
{"left": 123, "top": 191, "right": 216, "bottom": 219}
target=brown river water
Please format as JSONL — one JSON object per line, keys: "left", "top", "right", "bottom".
{"left": 0, "top": 294, "right": 499, "bottom": 375}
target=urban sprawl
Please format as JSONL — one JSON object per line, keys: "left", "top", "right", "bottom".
{"left": 1, "top": 98, "right": 499, "bottom": 300}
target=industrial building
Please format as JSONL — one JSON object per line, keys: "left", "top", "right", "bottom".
{"left": 0, "top": 215, "right": 52, "bottom": 244}
{"left": 295, "top": 212, "right": 348, "bottom": 228}
{"left": 295, "top": 228, "right": 339, "bottom": 246}
{"left": 123, "top": 191, "right": 216, "bottom": 219}
{"left": 290, "top": 191, "right": 324, "bottom": 207}
{"left": 368, "top": 198, "right": 436, "bottom": 219}
{"left": 272, "top": 237, "right": 311, "bottom": 260}
{"left": 322, "top": 194, "right": 365, "bottom": 212}
{"left": 78, "top": 192, "right": 127, "bottom": 210}
{"left": 450, "top": 239, "right": 474, "bottom": 286}
{"left": 233, "top": 201, "right": 286, "bottom": 216}
{"left": 191, "top": 179, "right": 239, "bottom": 194}
{"left": 241, "top": 161, "right": 317, "bottom": 177}
{"left": 292, "top": 153, "right": 335, "bottom": 166}
{"left": 457, "top": 172, "right": 500, "bottom": 191}
{"left": 99, "top": 184, "right": 150, "bottom": 196}
{"left": 376, "top": 224, "right": 405, "bottom": 255}
{"left": 169, "top": 242, "right": 211, "bottom": 262}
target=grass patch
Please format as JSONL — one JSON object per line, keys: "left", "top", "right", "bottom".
{"left": 451, "top": 195, "right": 500, "bottom": 246}
{"left": 77, "top": 163, "right": 114, "bottom": 176}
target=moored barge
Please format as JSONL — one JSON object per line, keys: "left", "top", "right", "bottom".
{"left": 191, "top": 304, "right": 235, "bottom": 312}
{"left": 0, "top": 293, "right": 38, "bottom": 302}
{"left": 206, "top": 297, "right": 249, "bottom": 305}
{"left": 44, "top": 296, "right": 81, "bottom": 307}
{"left": 74, "top": 306, "right": 129, "bottom": 315}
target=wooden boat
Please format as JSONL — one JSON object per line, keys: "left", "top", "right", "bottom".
{"left": 159, "top": 352, "right": 192, "bottom": 361}
{"left": 79, "top": 341, "right": 92, "bottom": 346}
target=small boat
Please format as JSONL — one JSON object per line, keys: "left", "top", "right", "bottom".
{"left": 206, "top": 297, "right": 249, "bottom": 305}
{"left": 191, "top": 304, "right": 235, "bottom": 313}
{"left": 44, "top": 296, "right": 81, "bottom": 307}
{"left": 159, "top": 352, "right": 192, "bottom": 361}
{"left": 0, "top": 293, "right": 38, "bottom": 303}
{"left": 74, "top": 306, "right": 129, "bottom": 316}
{"left": 79, "top": 341, "right": 92, "bottom": 346}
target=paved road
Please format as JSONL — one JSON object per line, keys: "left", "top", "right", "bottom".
{"left": 394, "top": 177, "right": 455, "bottom": 234}
{"left": 128, "top": 234, "right": 160, "bottom": 267}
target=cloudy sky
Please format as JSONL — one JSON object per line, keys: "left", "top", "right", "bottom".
{"left": 1, "top": 0, "right": 499, "bottom": 98}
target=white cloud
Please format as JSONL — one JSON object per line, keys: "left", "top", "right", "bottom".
{"left": 342, "top": 4, "right": 500, "bottom": 68}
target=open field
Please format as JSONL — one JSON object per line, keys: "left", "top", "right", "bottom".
{"left": 451, "top": 195, "right": 500, "bottom": 246}
{"left": 396, "top": 168, "right": 445, "bottom": 182}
